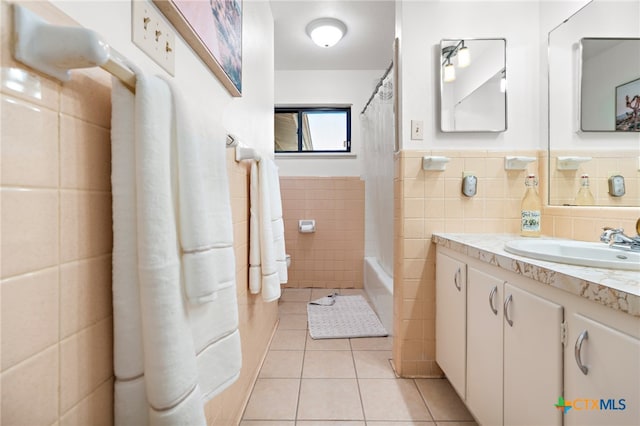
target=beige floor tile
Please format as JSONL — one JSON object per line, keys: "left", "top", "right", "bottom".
{"left": 280, "top": 288, "right": 312, "bottom": 302}
{"left": 415, "top": 379, "right": 474, "bottom": 422}
{"left": 270, "top": 329, "right": 307, "bottom": 351}
{"left": 359, "top": 379, "right": 432, "bottom": 421}
{"left": 279, "top": 301, "right": 308, "bottom": 315}
{"left": 353, "top": 351, "right": 395, "bottom": 378}
{"left": 259, "top": 351, "right": 304, "bottom": 378}
{"left": 305, "top": 333, "right": 351, "bottom": 351}
{"left": 350, "top": 337, "right": 393, "bottom": 351}
{"left": 239, "top": 421, "right": 295, "bottom": 426}
{"left": 302, "top": 350, "right": 356, "bottom": 378}
{"left": 366, "top": 422, "right": 433, "bottom": 426}
{"left": 297, "top": 378, "right": 364, "bottom": 421}
{"left": 278, "top": 314, "right": 308, "bottom": 330}
{"left": 297, "top": 422, "right": 365, "bottom": 425}
{"left": 242, "top": 379, "right": 299, "bottom": 420}
{"left": 434, "top": 422, "right": 477, "bottom": 426}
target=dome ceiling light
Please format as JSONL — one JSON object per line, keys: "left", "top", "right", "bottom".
{"left": 306, "top": 17, "right": 347, "bottom": 48}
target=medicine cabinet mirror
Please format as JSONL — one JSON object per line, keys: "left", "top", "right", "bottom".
{"left": 439, "top": 38, "right": 507, "bottom": 132}
{"left": 548, "top": 0, "right": 640, "bottom": 208}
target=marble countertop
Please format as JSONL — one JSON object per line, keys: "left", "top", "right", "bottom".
{"left": 432, "top": 233, "right": 640, "bottom": 317}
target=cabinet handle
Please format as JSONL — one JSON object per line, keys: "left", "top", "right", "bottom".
{"left": 504, "top": 294, "right": 513, "bottom": 326}
{"left": 454, "top": 267, "right": 462, "bottom": 292}
{"left": 489, "top": 285, "right": 498, "bottom": 315}
{"left": 575, "top": 330, "right": 589, "bottom": 375}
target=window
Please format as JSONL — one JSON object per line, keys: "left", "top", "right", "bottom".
{"left": 274, "top": 107, "right": 351, "bottom": 153}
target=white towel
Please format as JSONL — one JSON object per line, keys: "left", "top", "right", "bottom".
{"left": 165, "top": 78, "right": 236, "bottom": 304}
{"left": 249, "top": 159, "right": 282, "bottom": 301}
{"left": 267, "top": 161, "right": 288, "bottom": 284}
{"left": 112, "top": 72, "right": 241, "bottom": 425}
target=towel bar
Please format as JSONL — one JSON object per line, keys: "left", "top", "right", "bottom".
{"left": 13, "top": 4, "right": 136, "bottom": 92}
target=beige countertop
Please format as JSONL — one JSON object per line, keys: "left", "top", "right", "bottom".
{"left": 432, "top": 233, "right": 640, "bottom": 317}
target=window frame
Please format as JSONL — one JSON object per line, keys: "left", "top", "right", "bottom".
{"left": 274, "top": 106, "right": 352, "bottom": 153}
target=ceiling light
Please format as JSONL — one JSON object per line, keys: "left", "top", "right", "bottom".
{"left": 306, "top": 18, "right": 347, "bottom": 48}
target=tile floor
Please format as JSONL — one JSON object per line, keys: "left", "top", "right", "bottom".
{"left": 240, "top": 288, "right": 478, "bottom": 426}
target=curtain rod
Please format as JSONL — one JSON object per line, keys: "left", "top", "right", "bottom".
{"left": 360, "top": 62, "right": 394, "bottom": 115}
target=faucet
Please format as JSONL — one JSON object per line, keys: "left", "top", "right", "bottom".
{"left": 600, "top": 226, "right": 640, "bottom": 251}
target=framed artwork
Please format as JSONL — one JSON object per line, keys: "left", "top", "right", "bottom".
{"left": 154, "top": 0, "right": 242, "bottom": 97}
{"left": 615, "top": 77, "right": 640, "bottom": 131}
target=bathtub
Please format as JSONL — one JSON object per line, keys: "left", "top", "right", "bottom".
{"left": 364, "top": 256, "right": 393, "bottom": 335}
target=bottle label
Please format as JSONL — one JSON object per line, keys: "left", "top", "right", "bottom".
{"left": 521, "top": 210, "right": 541, "bottom": 232}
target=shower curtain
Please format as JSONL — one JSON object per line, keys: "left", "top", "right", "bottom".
{"left": 362, "top": 71, "right": 395, "bottom": 276}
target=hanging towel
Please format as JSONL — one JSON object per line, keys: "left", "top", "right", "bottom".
{"left": 165, "top": 78, "right": 236, "bottom": 304}
{"left": 267, "top": 160, "right": 288, "bottom": 284}
{"left": 249, "top": 158, "right": 282, "bottom": 301}
{"left": 112, "top": 71, "right": 241, "bottom": 425}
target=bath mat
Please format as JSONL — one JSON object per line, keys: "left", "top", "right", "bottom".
{"left": 307, "top": 294, "right": 388, "bottom": 339}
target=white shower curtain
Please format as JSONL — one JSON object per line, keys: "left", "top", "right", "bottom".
{"left": 362, "top": 72, "right": 395, "bottom": 277}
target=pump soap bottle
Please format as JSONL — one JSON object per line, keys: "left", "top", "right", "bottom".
{"left": 520, "top": 174, "right": 541, "bottom": 237}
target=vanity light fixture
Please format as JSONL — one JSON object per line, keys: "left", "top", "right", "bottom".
{"left": 441, "top": 40, "right": 471, "bottom": 83}
{"left": 306, "top": 18, "right": 347, "bottom": 48}
{"left": 457, "top": 41, "right": 471, "bottom": 67}
{"left": 443, "top": 58, "right": 456, "bottom": 82}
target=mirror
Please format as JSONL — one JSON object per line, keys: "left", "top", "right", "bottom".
{"left": 580, "top": 38, "right": 640, "bottom": 132}
{"left": 440, "top": 38, "right": 507, "bottom": 132}
{"left": 548, "top": 0, "right": 640, "bottom": 207}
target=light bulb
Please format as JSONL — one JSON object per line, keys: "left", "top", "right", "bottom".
{"left": 443, "top": 62, "right": 456, "bottom": 82}
{"left": 457, "top": 46, "right": 471, "bottom": 68}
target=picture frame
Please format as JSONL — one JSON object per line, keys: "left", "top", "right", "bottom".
{"left": 153, "top": 0, "right": 242, "bottom": 97}
{"left": 615, "top": 77, "right": 640, "bottom": 131}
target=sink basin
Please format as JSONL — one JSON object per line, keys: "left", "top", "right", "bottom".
{"left": 504, "top": 239, "right": 640, "bottom": 271}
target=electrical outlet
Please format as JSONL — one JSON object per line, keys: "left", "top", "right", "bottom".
{"left": 411, "top": 120, "right": 424, "bottom": 140}
{"left": 132, "top": 0, "right": 175, "bottom": 75}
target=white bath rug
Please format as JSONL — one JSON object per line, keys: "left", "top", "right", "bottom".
{"left": 307, "top": 294, "right": 388, "bottom": 339}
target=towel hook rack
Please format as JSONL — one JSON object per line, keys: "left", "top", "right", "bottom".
{"left": 12, "top": 4, "right": 136, "bottom": 92}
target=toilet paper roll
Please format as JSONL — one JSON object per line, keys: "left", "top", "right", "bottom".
{"left": 299, "top": 224, "right": 315, "bottom": 233}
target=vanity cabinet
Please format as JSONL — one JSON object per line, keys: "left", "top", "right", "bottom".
{"left": 564, "top": 314, "right": 640, "bottom": 426}
{"left": 435, "top": 251, "right": 467, "bottom": 398}
{"left": 465, "top": 267, "right": 563, "bottom": 426}
{"left": 434, "top": 237, "right": 640, "bottom": 426}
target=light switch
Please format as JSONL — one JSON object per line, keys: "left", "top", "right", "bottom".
{"left": 411, "top": 120, "right": 424, "bottom": 140}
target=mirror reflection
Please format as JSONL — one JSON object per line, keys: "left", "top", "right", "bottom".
{"left": 440, "top": 38, "right": 507, "bottom": 132}
{"left": 548, "top": 0, "right": 640, "bottom": 208}
{"left": 580, "top": 38, "right": 640, "bottom": 132}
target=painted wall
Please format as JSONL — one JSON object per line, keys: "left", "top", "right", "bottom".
{"left": 547, "top": 0, "right": 640, "bottom": 150}
{"left": 275, "top": 69, "right": 386, "bottom": 177}
{"left": 1, "top": 1, "right": 277, "bottom": 425}
{"left": 396, "top": 0, "right": 541, "bottom": 151}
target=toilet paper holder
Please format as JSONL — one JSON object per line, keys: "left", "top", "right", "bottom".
{"left": 299, "top": 220, "right": 316, "bottom": 233}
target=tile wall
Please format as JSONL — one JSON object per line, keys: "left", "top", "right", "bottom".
{"left": 393, "top": 150, "right": 539, "bottom": 377}
{"left": 549, "top": 150, "right": 639, "bottom": 207}
{"left": 393, "top": 149, "right": 640, "bottom": 378}
{"left": 280, "top": 177, "right": 365, "bottom": 290}
{"left": 0, "top": 2, "right": 277, "bottom": 425}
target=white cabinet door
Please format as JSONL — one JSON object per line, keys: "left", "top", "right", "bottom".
{"left": 466, "top": 267, "right": 504, "bottom": 426}
{"left": 504, "top": 284, "right": 563, "bottom": 426}
{"left": 564, "top": 314, "right": 640, "bottom": 426}
{"left": 436, "top": 251, "right": 467, "bottom": 399}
